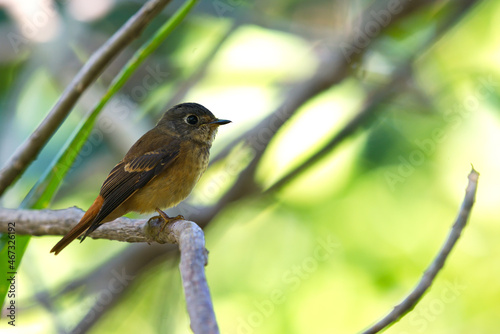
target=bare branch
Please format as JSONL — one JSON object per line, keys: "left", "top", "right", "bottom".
{"left": 0, "top": 0, "right": 172, "bottom": 196}
{"left": 0, "top": 207, "right": 188, "bottom": 245}
{"left": 149, "top": 218, "right": 219, "bottom": 334}
{"left": 0, "top": 207, "right": 147, "bottom": 242}
{"left": 360, "top": 168, "right": 479, "bottom": 334}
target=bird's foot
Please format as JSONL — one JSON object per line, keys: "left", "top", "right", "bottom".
{"left": 155, "top": 208, "right": 184, "bottom": 233}
{"left": 147, "top": 215, "right": 163, "bottom": 225}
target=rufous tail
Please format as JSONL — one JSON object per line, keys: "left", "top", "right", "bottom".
{"left": 50, "top": 195, "right": 104, "bottom": 255}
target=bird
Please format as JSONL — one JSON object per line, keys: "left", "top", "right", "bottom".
{"left": 50, "top": 103, "right": 230, "bottom": 255}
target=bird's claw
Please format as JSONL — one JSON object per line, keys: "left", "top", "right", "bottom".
{"left": 155, "top": 208, "right": 184, "bottom": 233}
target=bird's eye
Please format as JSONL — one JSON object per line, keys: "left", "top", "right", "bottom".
{"left": 186, "top": 115, "right": 198, "bottom": 125}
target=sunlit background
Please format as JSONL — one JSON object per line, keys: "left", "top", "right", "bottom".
{"left": 0, "top": 0, "right": 499, "bottom": 333}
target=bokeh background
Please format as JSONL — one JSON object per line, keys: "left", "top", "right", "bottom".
{"left": 0, "top": 0, "right": 499, "bottom": 333}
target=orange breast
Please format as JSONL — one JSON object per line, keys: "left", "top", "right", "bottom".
{"left": 122, "top": 142, "right": 210, "bottom": 214}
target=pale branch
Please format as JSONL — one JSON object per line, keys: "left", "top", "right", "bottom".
{"left": 0, "top": 207, "right": 146, "bottom": 242}
{"left": 69, "top": 218, "right": 220, "bottom": 334}
{"left": 360, "top": 168, "right": 479, "bottom": 334}
{"left": 0, "top": 207, "right": 192, "bottom": 246}
{"left": 0, "top": 0, "right": 172, "bottom": 196}
{"left": 148, "top": 218, "right": 219, "bottom": 334}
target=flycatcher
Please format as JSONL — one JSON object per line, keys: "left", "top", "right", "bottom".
{"left": 51, "top": 103, "right": 230, "bottom": 255}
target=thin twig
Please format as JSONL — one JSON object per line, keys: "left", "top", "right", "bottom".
{"left": 360, "top": 168, "right": 479, "bottom": 334}
{"left": 0, "top": 0, "right": 172, "bottom": 196}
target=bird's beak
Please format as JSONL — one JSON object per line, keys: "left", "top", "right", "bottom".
{"left": 209, "top": 119, "right": 231, "bottom": 125}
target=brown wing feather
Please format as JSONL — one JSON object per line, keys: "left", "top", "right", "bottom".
{"left": 81, "top": 141, "right": 180, "bottom": 239}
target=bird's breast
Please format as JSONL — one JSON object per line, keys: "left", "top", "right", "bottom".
{"left": 124, "top": 142, "right": 210, "bottom": 213}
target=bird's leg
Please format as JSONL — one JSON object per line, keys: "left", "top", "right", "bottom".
{"left": 155, "top": 208, "right": 184, "bottom": 233}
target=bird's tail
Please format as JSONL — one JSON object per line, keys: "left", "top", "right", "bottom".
{"left": 50, "top": 196, "right": 103, "bottom": 255}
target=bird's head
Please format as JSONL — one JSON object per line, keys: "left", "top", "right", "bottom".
{"left": 157, "top": 103, "right": 231, "bottom": 145}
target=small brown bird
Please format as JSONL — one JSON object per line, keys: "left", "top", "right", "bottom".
{"left": 51, "top": 103, "right": 230, "bottom": 255}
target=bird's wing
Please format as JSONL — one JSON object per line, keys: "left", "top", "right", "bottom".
{"left": 83, "top": 141, "right": 180, "bottom": 238}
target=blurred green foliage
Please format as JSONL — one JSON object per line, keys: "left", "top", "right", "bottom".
{"left": 0, "top": 0, "right": 499, "bottom": 333}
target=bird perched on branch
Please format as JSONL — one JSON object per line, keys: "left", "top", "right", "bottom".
{"left": 51, "top": 103, "right": 230, "bottom": 255}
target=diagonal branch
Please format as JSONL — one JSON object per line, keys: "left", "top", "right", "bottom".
{"left": 0, "top": 0, "right": 172, "bottom": 196}
{"left": 360, "top": 168, "right": 479, "bottom": 334}
{"left": 266, "top": 0, "right": 481, "bottom": 193}
{"left": 209, "top": 49, "right": 349, "bottom": 168}
{"left": 265, "top": 63, "right": 412, "bottom": 194}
